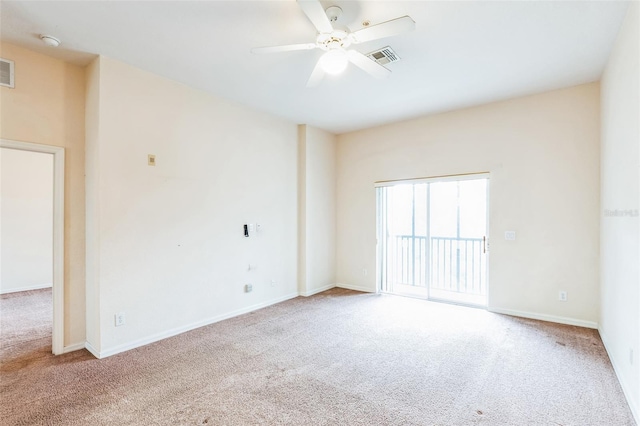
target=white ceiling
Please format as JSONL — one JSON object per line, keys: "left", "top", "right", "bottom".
{"left": 0, "top": 1, "right": 630, "bottom": 134}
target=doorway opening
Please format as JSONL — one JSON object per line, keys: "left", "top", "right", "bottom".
{"left": 377, "top": 174, "right": 489, "bottom": 307}
{"left": 0, "top": 139, "right": 65, "bottom": 354}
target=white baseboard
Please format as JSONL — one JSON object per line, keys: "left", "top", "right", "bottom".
{"left": 488, "top": 307, "right": 598, "bottom": 329}
{"left": 299, "top": 283, "right": 335, "bottom": 297}
{"left": 63, "top": 342, "right": 86, "bottom": 354}
{"left": 336, "top": 283, "right": 376, "bottom": 293}
{"left": 0, "top": 283, "right": 52, "bottom": 295}
{"left": 85, "top": 341, "right": 100, "bottom": 358}
{"left": 95, "top": 291, "right": 300, "bottom": 359}
{"left": 599, "top": 329, "right": 639, "bottom": 423}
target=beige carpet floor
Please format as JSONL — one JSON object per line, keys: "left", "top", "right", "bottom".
{"left": 0, "top": 288, "right": 635, "bottom": 425}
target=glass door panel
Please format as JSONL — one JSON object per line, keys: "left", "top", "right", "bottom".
{"left": 377, "top": 176, "right": 488, "bottom": 307}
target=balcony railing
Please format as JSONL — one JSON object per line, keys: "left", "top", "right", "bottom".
{"left": 388, "top": 235, "right": 486, "bottom": 295}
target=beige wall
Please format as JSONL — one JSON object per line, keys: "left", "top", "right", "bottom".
{"left": 0, "top": 148, "right": 53, "bottom": 293}
{"left": 337, "top": 83, "right": 601, "bottom": 326}
{"left": 298, "top": 125, "right": 337, "bottom": 296}
{"left": 85, "top": 56, "right": 299, "bottom": 357}
{"left": 0, "top": 43, "right": 86, "bottom": 347}
{"left": 600, "top": 2, "right": 640, "bottom": 419}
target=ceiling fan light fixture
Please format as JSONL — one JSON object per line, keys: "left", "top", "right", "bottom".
{"left": 252, "top": 0, "right": 416, "bottom": 86}
{"left": 320, "top": 49, "right": 348, "bottom": 75}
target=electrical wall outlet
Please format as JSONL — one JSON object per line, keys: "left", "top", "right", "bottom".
{"left": 245, "top": 283, "right": 253, "bottom": 293}
{"left": 115, "top": 312, "right": 126, "bottom": 327}
{"left": 270, "top": 280, "right": 276, "bottom": 287}
{"left": 504, "top": 231, "right": 516, "bottom": 241}
{"left": 558, "top": 291, "right": 567, "bottom": 302}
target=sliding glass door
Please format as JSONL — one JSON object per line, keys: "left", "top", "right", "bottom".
{"left": 377, "top": 175, "right": 489, "bottom": 307}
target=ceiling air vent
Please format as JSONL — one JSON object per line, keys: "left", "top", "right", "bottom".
{"left": 367, "top": 46, "right": 400, "bottom": 65}
{"left": 0, "top": 58, "right": 14, "bottom": 88}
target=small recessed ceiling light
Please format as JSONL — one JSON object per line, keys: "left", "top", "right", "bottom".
{"left": 40, "top": 35, "right": 61, "bottom": 47}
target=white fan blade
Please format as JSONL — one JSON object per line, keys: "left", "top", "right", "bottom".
{"left": 252, "top": 43, "right": 317, "bottom": 54}
{"left": 306, "top": 58, "right": 325, "bottom": 88}
{"left": 347, "top": 50, "right": 391, "bottom": 79}
{"left": 297, "top": 0, "right": 334, "bottom": 34}
{"left": 350, "top": 16, "right": 415, "bottom": 44}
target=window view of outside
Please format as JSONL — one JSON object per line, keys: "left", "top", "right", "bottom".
{"left": 379, "top": 178, "right": 488, "bottom": 306}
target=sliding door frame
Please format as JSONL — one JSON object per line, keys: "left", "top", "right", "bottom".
{"left": 375, "top": 172, "right": 491, "bottom": 307}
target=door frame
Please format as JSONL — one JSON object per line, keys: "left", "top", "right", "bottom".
{"left": 1, "top": 139, "right": 65, "bottom": 355}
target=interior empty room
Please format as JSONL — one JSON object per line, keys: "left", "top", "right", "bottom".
{"left": 0, "top": 1, "right": 638, "bottom": 424}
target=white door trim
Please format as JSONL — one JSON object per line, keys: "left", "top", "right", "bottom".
{"left": 1, "top": 139, "right": 65, "bottom": 355}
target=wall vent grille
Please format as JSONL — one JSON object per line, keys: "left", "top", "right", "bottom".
{"left": 0, "top": 58, "right": 14, "bottom": 88}
{"left": 367, "top": 46, "right": 400, "bottom": 65}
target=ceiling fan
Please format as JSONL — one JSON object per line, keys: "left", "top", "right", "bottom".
{"left": 251, "top": 0, "right": 416, "bottom": 87}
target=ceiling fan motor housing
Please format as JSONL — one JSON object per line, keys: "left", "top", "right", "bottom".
{"left": 317, "top": 31, "right": 351, "bottom": 51}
